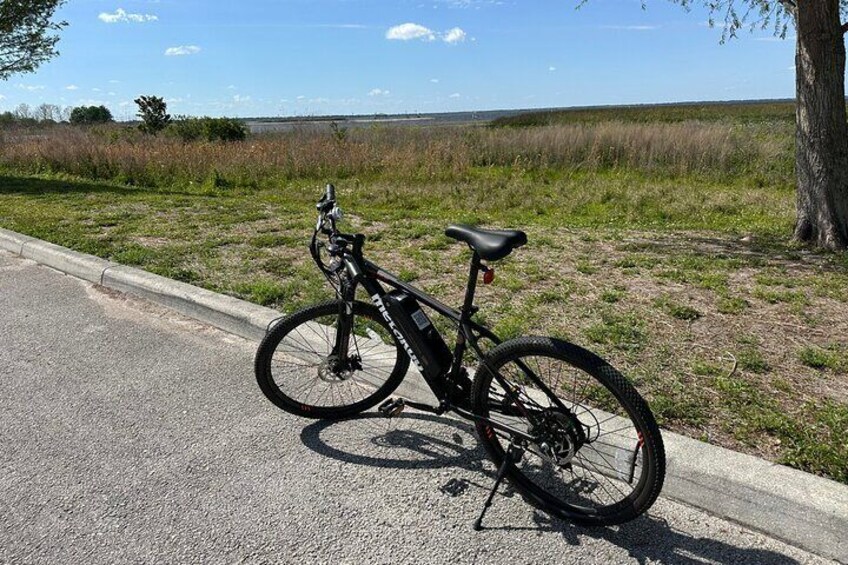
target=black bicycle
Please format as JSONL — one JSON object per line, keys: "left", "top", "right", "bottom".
{"left": 255, "top": 184, "right": 665, "bottom": 529}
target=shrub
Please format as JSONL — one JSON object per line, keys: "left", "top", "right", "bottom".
{"left": 169, "top": 117, "right": 247, "bottom": 142}
{"left": 204, "top": 117, "right": 247, "bottom": 141}
{"left": 0, "top": 111, "right": 17, "bottom": 126}
{"left": 69, "top": 105, "right": 113, "bottom": 125}
{"left": 168, "top": 117, "right": 204, "bottom": 141}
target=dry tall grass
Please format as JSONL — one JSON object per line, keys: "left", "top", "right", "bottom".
{"left": 0, "top": 120, "right": 792, "bottom": 190}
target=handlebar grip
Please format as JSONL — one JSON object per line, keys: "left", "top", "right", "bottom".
{"left": 325, "top": 184, "right": 336, "bottom": 201}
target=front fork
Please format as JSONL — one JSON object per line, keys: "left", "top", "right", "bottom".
{"left": 331, "top": 274, "right": 357, "bottom": 361}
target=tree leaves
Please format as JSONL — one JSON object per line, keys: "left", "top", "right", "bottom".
{"left": 0, "top": 0, "right": 67, "bottom": 79}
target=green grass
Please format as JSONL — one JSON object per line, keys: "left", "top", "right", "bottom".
{"left": 232, "top": 279, "right": 293, "bottom": 306}
{"left": 654, "top": 295, "right": 702, "bottom": 321}
{"left": 716, "top": 296, "right": 750, "bottom": 314}
{"left": 584, "top": 311, "right": 649, "bottom": 352}
{"left": 798, "top": 345, "right": 846, "bottom": 372}
{"left": 753, "top": 286, "right": 809, "bottom": 306}
{"left": 600, "top": 287, "right": 627, "bottom": 304}
{"left": 736, "top": 346, "right": 771, "bottom": 374}
{"left": 691, "top": 359, "right": 724, "bottom": 377}
{"left": 714, "top": 373, "right": 848, "bottom": 483}
{"left": 779, "top": 401, "right": 848, "bottom": 483}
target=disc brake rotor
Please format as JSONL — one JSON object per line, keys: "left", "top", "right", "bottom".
{"left": 317, "top": 355, "right": 360, "bottom": 382}
{"left": 530, "top": 409, "right": 587, "bottom": 467}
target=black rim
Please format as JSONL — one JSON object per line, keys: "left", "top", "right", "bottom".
{"left": 268, "top": 307, "right": 402, "bottom": 411}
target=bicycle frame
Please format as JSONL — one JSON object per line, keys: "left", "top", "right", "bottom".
{"left": 326, "top": 238, "right": 572, "bottom": 443}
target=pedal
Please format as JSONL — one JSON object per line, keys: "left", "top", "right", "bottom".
{"left": 378, "top": 398, "right": 405, "bottom": 418}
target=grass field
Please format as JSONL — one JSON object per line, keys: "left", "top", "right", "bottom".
{"left": 1, "top": 100, "right": 846, "bottom": 483}
{"left": 490, "top": 100, "right": 797, "bottom": 126}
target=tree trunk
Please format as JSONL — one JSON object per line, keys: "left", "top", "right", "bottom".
{"left": 793, "top": 0, "right": 848, "bottom": 250}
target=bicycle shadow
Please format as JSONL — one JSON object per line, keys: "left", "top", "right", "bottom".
{"left": 299, "top": 412, "right": 804, "bottom": 565}
{"left": 300, "top": 411, "right": 494, "bottom": 480}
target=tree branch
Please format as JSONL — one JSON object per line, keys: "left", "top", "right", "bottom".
{"left": 842, "top": 21, "right": 848, "bottom": 34}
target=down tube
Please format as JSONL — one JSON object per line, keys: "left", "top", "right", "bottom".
{"left": 356, "top": 270, "right": 451, "bottom": 402}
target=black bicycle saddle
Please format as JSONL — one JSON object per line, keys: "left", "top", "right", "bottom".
{"left": 445, "top": 224, "right": 528, "bottom": 261}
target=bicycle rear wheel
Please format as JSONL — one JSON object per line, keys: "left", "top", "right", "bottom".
{"left": 471, "top": 336, "right": 665, "bottom": 526}
{"left": 255, "top": 300, "right": 409, "bottom": 419}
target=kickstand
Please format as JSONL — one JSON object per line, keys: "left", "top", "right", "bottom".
{"left": 473, "top": 441, "right": 523, "bottom": 531}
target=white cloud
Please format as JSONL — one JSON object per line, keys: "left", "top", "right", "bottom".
{"left": 449, "top": 93, "right": 461, "bottom": 98}
{"left": 368, "top": 88, "right": 390, "bottom": 97}
{"left": 430, "top": 78, "right": 439, "bottom": 83}
{"left": 16, "top": 84, "right": 44, "bottom": 91}
{"left": 65, "top": 84, "right": 79, "bottom": 90}
{"left": 165, "top": 45, "right": 201, "bottom": 56}
{"left": 233, "top": 94, "right": 251, "bottom": 103}
{"left": 0, "top": 94, "right": 5, "bottom": 101}
{"left": 548, "top": 66, "right": 556, "bottom": 72}
{"left": 387, "top": 23, "right": 436, "bottom": 41}
{"left": 99, "top": 8, "right": 158, "bottom": 23}
{"left": 442, "top": 27, "right": 466, "bottom": 44}
{"left": 386, "top": 23, "right": 468, "bottom": 44}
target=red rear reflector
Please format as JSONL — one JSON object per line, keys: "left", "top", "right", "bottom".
{"left": 483, "top": 269, "right": 495, "bottom": 284}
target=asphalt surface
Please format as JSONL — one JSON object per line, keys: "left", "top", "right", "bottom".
{"left": 0, "top": 251, "right": 835, "bottom": 565}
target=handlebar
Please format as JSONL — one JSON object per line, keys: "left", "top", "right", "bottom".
{"left": 312, "top": 183, "right": 364, "bottom": 279}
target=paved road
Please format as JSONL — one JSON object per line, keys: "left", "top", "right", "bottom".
{"left": 0, "top": 251, "right": 834, "bottom": 565}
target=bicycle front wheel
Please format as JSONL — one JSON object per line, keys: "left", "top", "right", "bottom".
{"left": 471, "top": 337, "right": 665, "bottom": 526}
{"left": 255, "top": 300, "right": 409, "bottom": 419}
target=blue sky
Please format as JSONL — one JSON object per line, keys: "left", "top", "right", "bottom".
{"left": 0, "top": 0, "right": 798, "bottom": 119}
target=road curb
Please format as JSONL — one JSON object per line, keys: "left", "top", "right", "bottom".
{"left": 1, "top": 227, "right": 846, "bottom": 563}
{"left": 23, "top": 239, "right": 118, "bottom": 285}
{"left": 101, "top": 265, "right": 280, "bottom": 342}
{"left": 0, "top": 228, "right": 35, "bottom": 256}
{"left": 661, "top": 432, "right": 847, "bottom": 564}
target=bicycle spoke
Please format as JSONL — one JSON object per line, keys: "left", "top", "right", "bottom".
{"left": 480, "top": 351, "right": 651, "bottom": 517}
{"left": 268, "top": 310, "right": 402, "bottom": 409}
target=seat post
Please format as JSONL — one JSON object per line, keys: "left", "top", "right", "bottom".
{"left": 460, "top": 252, "right": 482, "bottom": 321}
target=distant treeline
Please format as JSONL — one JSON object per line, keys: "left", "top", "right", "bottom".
{"left": 0, "top": 102, "right": 113, "bottom": 126}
